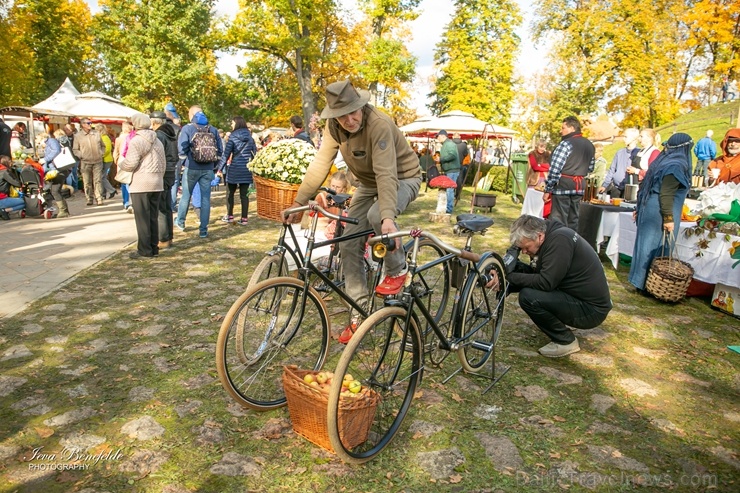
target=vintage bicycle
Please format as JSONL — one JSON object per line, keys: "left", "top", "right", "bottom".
{"left": 215, "top": 202, "right": 449, "bottom": 411}
{"left": 325, "top": 214, "right": 509, "bottom": 463}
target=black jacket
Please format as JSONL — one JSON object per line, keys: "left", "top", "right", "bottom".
{"left": 293, "top": 130, "right": 314, "bottom": 147}
{"left": 507, "top": 220, "right": 612, "bottom": 313}
{"left": 0, "top": 120, "right": 11, "bottom": 157}
{"left": 156, "top": 122, "right": 179, "bottom": 182}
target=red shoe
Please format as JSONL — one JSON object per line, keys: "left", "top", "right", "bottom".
{"left": 338, "top": 320, "right": 358, "bottom": 344}
{"left": 375, "top": 267, "right": 408, "bottom": 296}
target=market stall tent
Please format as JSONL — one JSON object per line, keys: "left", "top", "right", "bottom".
{"left": 400, "top": 110, "right": 517, "bottom": 140}
{"left": 32, "top": 78, "right": 139, "bottom": 123}
{"left": 400, "top": 110, "right": 519, "bottom": 212}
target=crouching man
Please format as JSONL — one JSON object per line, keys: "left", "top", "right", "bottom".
{"left": 500, "top": 215, "right": 612, "bottom": 357}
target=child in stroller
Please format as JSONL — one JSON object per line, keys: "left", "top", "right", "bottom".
{"left": 19, "top": 161, "right": 54, "bottom": 219}
{"left": 0, "top": 155, "right": 25, "bottom": 220}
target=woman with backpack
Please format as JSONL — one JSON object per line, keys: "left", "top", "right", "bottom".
{"left": 218, "top": 116, "right": 256, "bottom": 225}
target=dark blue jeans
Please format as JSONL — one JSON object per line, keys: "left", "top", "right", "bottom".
{"left": 518, "top": 287, "right": 609, "bottom": 344}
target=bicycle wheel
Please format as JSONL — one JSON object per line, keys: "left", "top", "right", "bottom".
{"left": 327, "top": 307, "right": 423, "bottom": 463}
{"left": 247, "top": 253, "right": 292, "bottom": 289}
{"left": 216, "top": 278, "right": 330, "bottom": 410}
{"left": 457, "top": 255, "right": 506, "bottom": 372}
{"left": 413, "top": 239, "right": 451, "bottom": 361}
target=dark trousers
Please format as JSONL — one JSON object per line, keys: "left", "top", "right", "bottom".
{"left": 550, "top": 194, "right": 582, "bottom": 230}
{"left": 518, "top": 287, "right": 609, "bottom": 344}
{"left": 227, "top": 182, "right": 250, "bottom": 218}
{"left": 132, "top": 192, "right": 160, "bottom": 256}
{"left": 158, "top": 177, "right": 174, "bottom": 242}
{"left": 49, "top": 176, "right": 68, "bottom": 213}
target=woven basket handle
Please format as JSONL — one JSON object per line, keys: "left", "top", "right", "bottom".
{"left": 660, "top": 230, "right": 678, "bottom": 264}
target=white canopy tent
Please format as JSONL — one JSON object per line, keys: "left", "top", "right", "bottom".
{"left": 32, "top": 78, "right": 139, "bottom": 123}
{"left": 400, "top": 110, "right": 517, "bottom": 140}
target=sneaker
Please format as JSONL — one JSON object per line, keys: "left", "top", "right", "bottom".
{"left": 238, "top": 218, "right": 248, "bottom": 226}
{"left": 538, "top": 339, "right": 580, "bottom": 358}
{"left": 86, "top": 200, "right": 93, "bottom": 206}
{"left": 175, "top": 221, "right": 185, "bottom": 232}
{"left": 129, "top": 251, "right": 154, "bottom": 259}
{"left": 375, "top": 265, "right": 409, "bottom": 296}
{"left": 126, "top": 206, "right": 134, "bottom": 214}
{"left": 221, "top": 215, "right": 234, "bottom": 223}
{"left": 199, "top": 231, "right": 208, "bottom": 238}
{"left": 57, "top": 211, "right": 70, "bottom": 218}
{"left": 338, "top": 319, "right": 359, "bottom": 344}
{"left": 96, "top": 200, "right": 104, "bottom": 206}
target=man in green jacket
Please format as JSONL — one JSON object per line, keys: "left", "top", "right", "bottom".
{"left": 437, "top": 129, "right": 460, "bottom": 213}
{"left": 286, "top": 80, "right": 422, "bottom": 343}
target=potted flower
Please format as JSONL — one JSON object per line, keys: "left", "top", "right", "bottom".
{"left": 250, "top": 139, "right": 317, "bottom": 221}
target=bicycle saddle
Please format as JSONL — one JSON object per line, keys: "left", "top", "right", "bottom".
{"left": 329, "top": 193, "right": 352, "bottom": 207}
{"left": 455, "top": 213, "right": 494, "bottom": 233}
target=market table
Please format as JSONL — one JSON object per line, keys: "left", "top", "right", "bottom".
{"left": 577, "top": 202, "right": 634, "bottom": 268}
{"left": 521, "top": 188, "right": 544, "bottom": 217}
{"left": 617, "top": 214, "right": 740, "bottom": 289}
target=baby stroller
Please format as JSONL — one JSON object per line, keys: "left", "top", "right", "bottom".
{"left": 20, "top": 163, "right": 54, "bottom": 219}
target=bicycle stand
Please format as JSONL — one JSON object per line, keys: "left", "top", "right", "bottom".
{"left": 441, "top": 342, "right": 510, "bottom": 394}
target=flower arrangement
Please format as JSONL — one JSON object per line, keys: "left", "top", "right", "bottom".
{"left": 250, "top": 139, "right": 316, "bottom": 185}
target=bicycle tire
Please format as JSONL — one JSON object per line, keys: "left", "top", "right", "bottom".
{"left": 247, "top": 253, "right": 291, "bottom": 289}
{"left": 216, "top": 277, "right": 330, "bottom": 411}
{"left": 457, "top": 255, "right": 506, "bottom": 372}
{"left": 413, "top": 239, "right": 451, "bottom": 363}
{"left": 326, "top": 307, "right": 423, "bottom": 463}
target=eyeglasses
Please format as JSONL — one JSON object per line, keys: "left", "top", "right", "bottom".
{"left": 81, "top": 121, "right": 91, "bottom": 125}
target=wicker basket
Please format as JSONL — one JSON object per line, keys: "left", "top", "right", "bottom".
{"left": 645, "top": 256, "right": 694, "bottom": 302}
{"left": 282, "top": 366, "right": 379, "bottom": 453}
{"left": 254, "top": 175, "right": 303, "bottom": 222}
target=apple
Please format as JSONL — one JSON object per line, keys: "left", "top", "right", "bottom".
{"left": 343, "top": 374, "right": 354, "bottom": 382}
{"left": 348, "top": 380, "right": 362, "bottom": 393}
{"left": 316, "top": 372, "right": 328, "bottom": 384}
{"left": 303, "top": 374, "right": 315, "bottom": 384}
{"left": 309, "top": 381, "right": 320, "bottom": 388}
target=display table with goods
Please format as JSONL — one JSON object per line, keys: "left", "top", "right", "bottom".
{"left": 617, "top": 183, "right": 740, "bottom": 313}
{"left": 249, "top": 139, "right": 316, "bottom": 221}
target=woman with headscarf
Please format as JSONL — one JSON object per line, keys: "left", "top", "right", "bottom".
{"left": 628, "top": 133, "right": 693, "bottom": 292}
{"left": 707, "top": 128, "right": 740, "bottom": 185}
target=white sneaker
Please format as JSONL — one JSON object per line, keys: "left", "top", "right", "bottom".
{"left": 538, "top": 339, "right": 580, "bottom": 358}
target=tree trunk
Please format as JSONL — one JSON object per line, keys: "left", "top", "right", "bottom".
{"left": 295, "top": 48, "right": 317, "bottom": 140}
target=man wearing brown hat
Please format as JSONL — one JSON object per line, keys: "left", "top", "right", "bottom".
{"left": 286, "top": 80, "right": 422, "bottom": 343}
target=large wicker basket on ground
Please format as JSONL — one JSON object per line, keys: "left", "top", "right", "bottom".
{"left": 645, "top": 256, "right": 694, "bottom": 302}
{"left": 254, "top": 175, "right": 302, "bottom": 222}
{"left": 282, "top": 366, "right": 378, "bottom": 453}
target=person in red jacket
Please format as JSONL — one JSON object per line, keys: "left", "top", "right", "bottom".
{"left": 527, "top": 140, "right": 550, "bottom": 188}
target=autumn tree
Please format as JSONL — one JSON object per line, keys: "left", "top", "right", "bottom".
{"left": 0, "top": 0, "right": 97, "bottom": 105}
{"left": 430, "top": 0, "right": 522, "bottom": 124}
{"left": 685, "top": 0, "right": 740, "bottom": 103}
{"left": 227, "top": 0, "right": 347, "bottom": 129}
{"left": 94, "top": 0, "right": 219, "bottom": 117}
{"left": 357, "top": 0, "right": 419, "bottom": 111}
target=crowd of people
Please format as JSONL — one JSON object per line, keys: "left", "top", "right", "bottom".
{"left": 2, "top": 81, "right": 739, "bottom": 357}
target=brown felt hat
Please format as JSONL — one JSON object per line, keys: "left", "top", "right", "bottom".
{"left": 320, "top": 80, "right": 370, "bottom": 119}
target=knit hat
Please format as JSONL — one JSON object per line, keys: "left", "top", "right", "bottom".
{"left": 131, "top": 113, "right": 151, "bottom": 130}
{"left": 436, "top": 130, "right": 448, "bottom": 138}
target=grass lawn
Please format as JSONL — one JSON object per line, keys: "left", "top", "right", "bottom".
{"left": 0, "top": 185, "right": 738, "bottom": 492}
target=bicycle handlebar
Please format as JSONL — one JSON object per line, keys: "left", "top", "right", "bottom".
{"left": 368, "top": 230, "right": 481, "bottom": 262}
{"left": 282, "top": 202, "right": 360, "bottom": 225}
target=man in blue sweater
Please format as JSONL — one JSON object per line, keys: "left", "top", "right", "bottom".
{"left": 175, "top": 106, "right": 223, "bottom": 238}
{"left": 693, "top": 130, "right": 717, "bottom": 187}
